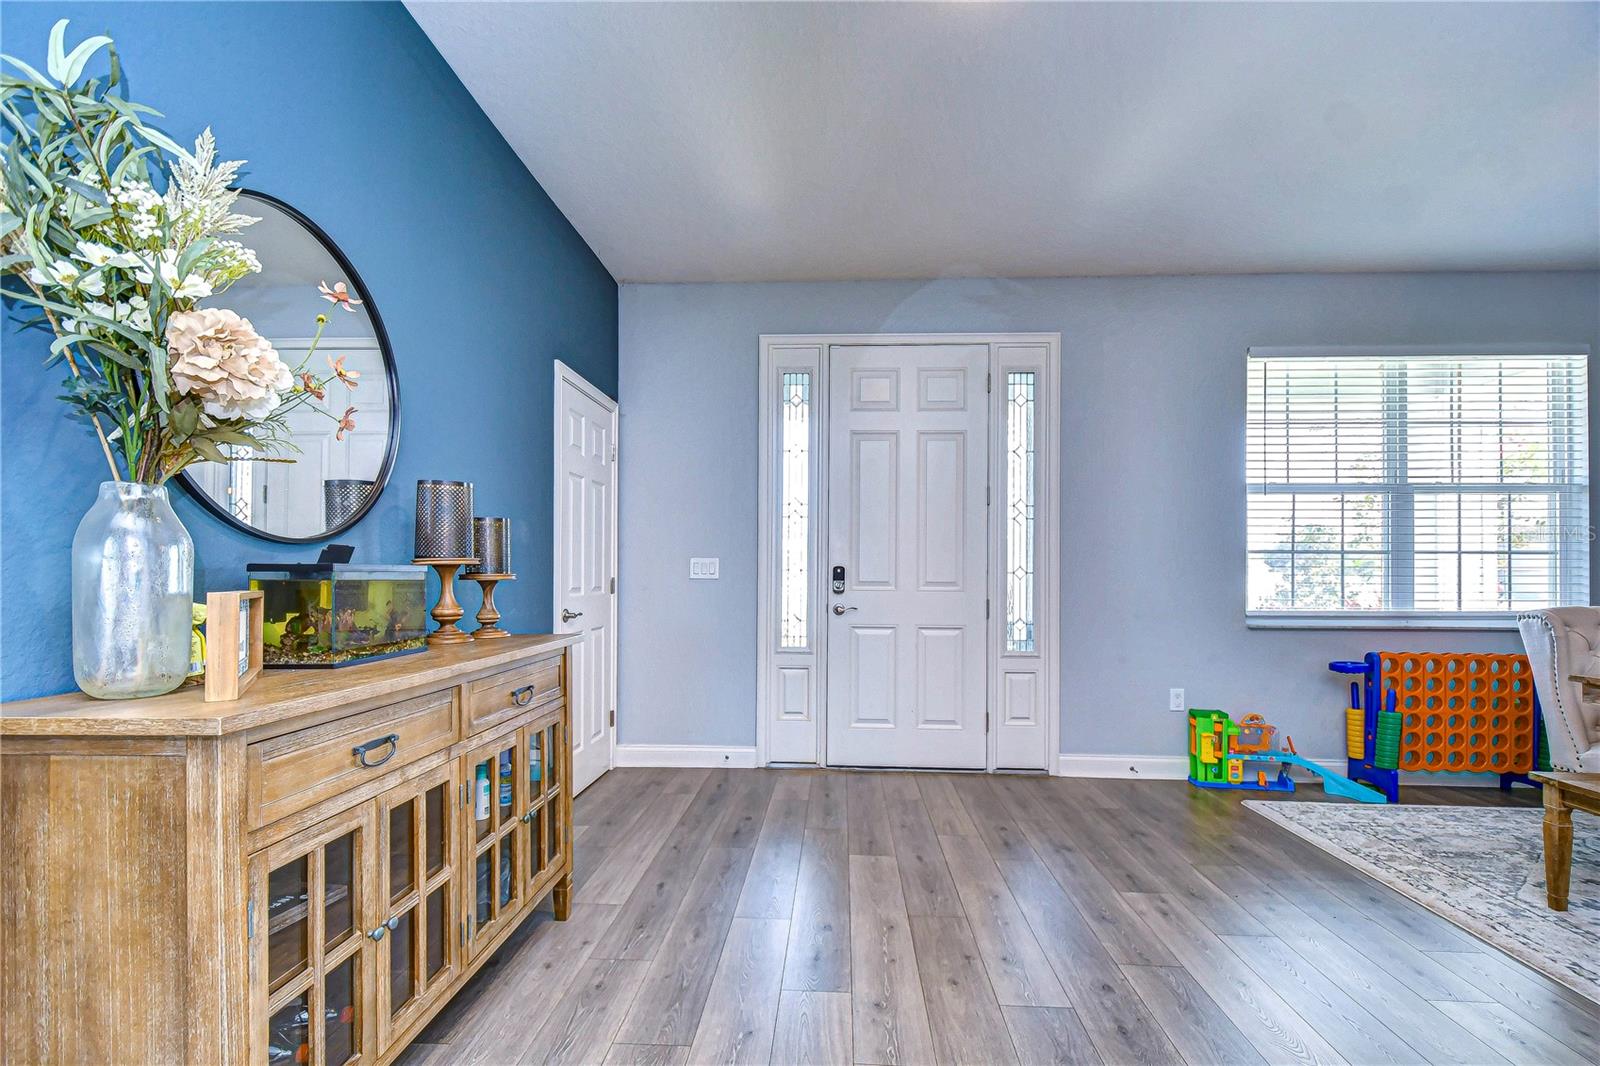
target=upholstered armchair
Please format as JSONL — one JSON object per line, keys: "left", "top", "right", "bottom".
{"left": 1518, "top": 608, "right": 1600, "bottom": 772}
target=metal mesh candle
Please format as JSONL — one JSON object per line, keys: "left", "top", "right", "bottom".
{"left": 323, "top": 479, "right": 376, "bottom": 529}
{"left": 414, "top": 480, "right": 474, "bottom": 559}
{"left": 466, "top": 517, "right": 511, "bottom": 575}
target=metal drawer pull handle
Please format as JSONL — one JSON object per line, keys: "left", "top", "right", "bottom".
{"left": 512, "top": 684, "right": 537, "bottom": 706}
{"left": 352, "top": 733, "right": 400, "bottom": 768}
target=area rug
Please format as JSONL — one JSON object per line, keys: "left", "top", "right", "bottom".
{"left": 1243, "top": 801, "right": 1600, "bottom": 1004}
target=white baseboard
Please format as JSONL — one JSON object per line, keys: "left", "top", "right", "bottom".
{"left": 614, "top": 744, "right": 758, "bottom": 769}
{"left": 1056, "top": 754, "right": 1191, "bottom": 779}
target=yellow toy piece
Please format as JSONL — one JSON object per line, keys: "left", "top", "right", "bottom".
{"left": 1345, "top": 706, "right": 1365, "bottom": 759}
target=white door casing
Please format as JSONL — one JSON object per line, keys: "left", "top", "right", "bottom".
{"left": 825, "top": 344, "right": 990, "bottom": 769}
{"left": 758, "top": 334, "right": 1060, "bottom": 773}
{"left": 553, "top": 361, "right": 618, "bottom": 795}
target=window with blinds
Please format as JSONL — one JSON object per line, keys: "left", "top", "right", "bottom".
{"left": 1246, "top": 348, "right": 1589, "bottom": 623}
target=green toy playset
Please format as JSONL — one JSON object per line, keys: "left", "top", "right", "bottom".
{"left": 1187, "top": 708, "right": 1385, "bottom": 802}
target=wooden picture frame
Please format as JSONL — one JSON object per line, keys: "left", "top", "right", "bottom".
{"left": 205, "top": 590, "right": 264, "bottom": 702}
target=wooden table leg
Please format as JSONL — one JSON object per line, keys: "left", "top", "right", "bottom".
{"left": 1543, "top": 783, "right": 1573, "bottom": 911}
{"left": 552, "top": 872, "right": 573, "bottom": 921}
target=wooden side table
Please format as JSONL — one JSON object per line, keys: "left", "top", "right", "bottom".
{"left": 1532, "top": 771, "right": 1600, "bottom": 911}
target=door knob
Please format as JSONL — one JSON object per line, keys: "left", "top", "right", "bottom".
{"left": 561, "top": 609, "right": 584, "bottom": 623}
{"left": 832, "top": 604, "right": 858, "bottom": 616}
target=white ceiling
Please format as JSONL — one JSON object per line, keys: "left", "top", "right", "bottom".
{"left": 408, "top": 1, "right": 1599, "bottom": 283}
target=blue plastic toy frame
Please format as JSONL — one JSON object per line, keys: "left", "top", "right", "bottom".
{"left": 1328, "top": 653, "right": 1545, "bottom": 804}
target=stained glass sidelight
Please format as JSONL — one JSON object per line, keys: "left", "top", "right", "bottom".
{"left": 1006, "top": 372, "right": 1037, "bottom": 653}
{"left": 779, "top": 372, "right": 812, "bottom": 649}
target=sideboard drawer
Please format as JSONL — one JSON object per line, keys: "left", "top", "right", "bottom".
{"left": 247, "top": 690, "right": 456, "bottom": 827}
{"left": 465, "top": 655, "right": 563, "bottom": 733}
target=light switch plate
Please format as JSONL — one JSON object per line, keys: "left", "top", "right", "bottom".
{"left": 690, "top": 557, "right": 720, "bottom": 579}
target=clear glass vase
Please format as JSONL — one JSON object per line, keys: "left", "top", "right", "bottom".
{"left": 71, "top": 481, "right": 195, "bottom": 699}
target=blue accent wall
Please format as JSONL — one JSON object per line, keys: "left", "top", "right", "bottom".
{"left": 0, "top": 2, "right": 618, "bottom": 699}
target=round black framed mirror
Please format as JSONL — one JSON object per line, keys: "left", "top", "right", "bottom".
{"left": 178, "top": 190, "right": 401, "bottom": 543}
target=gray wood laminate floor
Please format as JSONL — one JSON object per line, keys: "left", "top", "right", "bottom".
{"left": 402, "top": 769, "right": 1598, "bottom": 1065}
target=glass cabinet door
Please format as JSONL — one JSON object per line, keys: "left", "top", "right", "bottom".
{"left": 250, "top": 804, "right": 375, "bottom": 1066}
{"left": 374, "top": 761, "right": 459, "bottom": 1053}
{"left": 545, "top": 718, "right": 566, "bottom": 874}
{"left": 523, "top": 713, "right": 567, "bottom": 899}
{"left": 464, "top": 729, "right": 527, "bottom": 961}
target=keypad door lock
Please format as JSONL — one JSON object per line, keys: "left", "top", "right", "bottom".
{"left": 831, "top": 565, "right": 845, "bottom": 595}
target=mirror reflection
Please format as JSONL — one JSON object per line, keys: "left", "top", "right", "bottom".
{"left": 180, "top": 191, "right": 396, "bottom": 541}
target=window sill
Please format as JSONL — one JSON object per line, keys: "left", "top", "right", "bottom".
{"left": 1246, "top": 612, "right": 1524, "bottom": 632}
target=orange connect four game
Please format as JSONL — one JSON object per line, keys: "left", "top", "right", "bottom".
{"left": 1376, "top": 652, "right": 1535, "bottom": 774}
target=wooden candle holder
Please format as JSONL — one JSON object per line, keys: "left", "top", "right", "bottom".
{"left": 413, "top": 557, "right": 478, "bottom": 645}
{"left": 466, "top": 573, "right": 515, "bottom": 639}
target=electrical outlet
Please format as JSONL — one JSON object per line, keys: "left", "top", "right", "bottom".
{"left": 689, "top": 557, "right": 720, "bottom": 580}
{"left": 1169, "top": 688, "right": 1186, "bottom": 712}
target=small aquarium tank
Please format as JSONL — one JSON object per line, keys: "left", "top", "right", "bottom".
{"left": 247, "top": 561, "right": 427, "bottom": 668}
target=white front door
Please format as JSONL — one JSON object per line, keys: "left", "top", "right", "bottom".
{"left": 554, "top": 363, "right": 618, "bottom": 795}
{"left": 825, "top": 344, "right": 989, "bottom": 769}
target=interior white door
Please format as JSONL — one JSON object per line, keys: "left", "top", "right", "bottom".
{"left": 554, "top": 365, "right": 618, "bottom": 795}
{"left": 825, "top": 344, "right": 989, "bottom": 769}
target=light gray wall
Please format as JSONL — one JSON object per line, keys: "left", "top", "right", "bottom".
{"left": 617, "top": 271, "right": 1600, "bottom": 761}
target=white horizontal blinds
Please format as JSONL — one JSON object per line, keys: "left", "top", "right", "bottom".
{"left": 1247, "top": 351, "right": 1589, "bottom": 615}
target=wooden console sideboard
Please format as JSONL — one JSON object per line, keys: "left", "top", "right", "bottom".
{"left": 1, "top": 633, "right": 579, "bottom": 1066}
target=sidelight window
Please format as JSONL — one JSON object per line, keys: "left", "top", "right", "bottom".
{"left": 779, "top": 371, "right": 812, "bottom": 649}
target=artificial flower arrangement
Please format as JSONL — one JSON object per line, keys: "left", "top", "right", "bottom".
{"left": 1, "top": 20, "right": 360, "bottom": 486}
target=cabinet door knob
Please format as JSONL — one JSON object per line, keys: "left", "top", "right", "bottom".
{"left": 352, "top": 733, "right": 400, "bottom": 768}
{"left": 369, "top": 925, "right": 386, "bottom": 942}
{"left": 521, "top": 810, "right": 534, "bottom": 824}
{"left": 386, "top": 915, "right": 400, "bottom": 931}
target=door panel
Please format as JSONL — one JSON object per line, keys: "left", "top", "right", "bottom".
{"left": 851, "top": 433, "right": 897, "bottom": 586}
{"left": 826, "top": 344, "right": 989, "bottom": 769}
{"left": 555, "top": 367, "right": 617, "bottom": 795}
{"left": 915, "top": 627, "right": 966, "bottom": 727}
{"left": 918, "top": 432, "right": 966, "bottom": 588}
{"left": 848, "top": 627, "right": 896, "bottom": 726}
